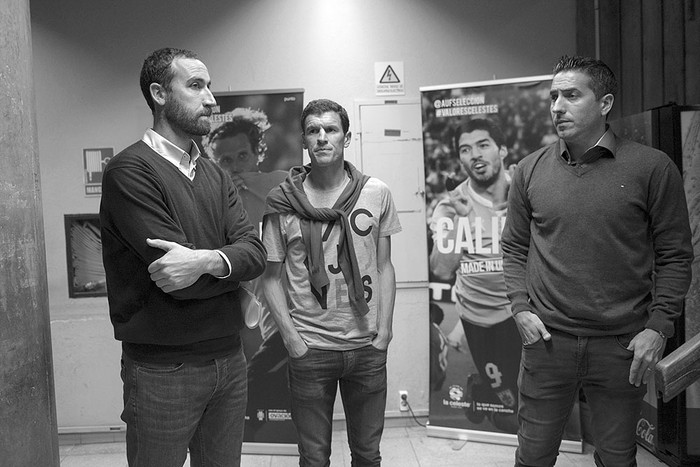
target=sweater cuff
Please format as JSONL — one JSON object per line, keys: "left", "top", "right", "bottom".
{"left": 214, "top": 250, "right": 232, "bottom": 279}
{"left": 645, "top": 314, "right": 675, "bottom": 339}
{"left": 509, "top": 292, "right": 531, "bottom": 316}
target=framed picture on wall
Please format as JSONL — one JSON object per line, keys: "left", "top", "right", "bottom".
{"left": 64, "top": 214, "right": 106, "bottom": 298}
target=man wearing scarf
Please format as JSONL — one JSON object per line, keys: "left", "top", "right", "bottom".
{"left": 262, "top": 99, "right": 401, "bottom": 466}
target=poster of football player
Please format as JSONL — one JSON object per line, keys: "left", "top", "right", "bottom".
{"left": 200, "top": 89, "right": 303, "bottom": 449}
{"left": 421, "top": 76, "right": 582, "bottom": 451}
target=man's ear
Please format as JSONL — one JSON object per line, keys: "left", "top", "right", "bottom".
{"left": 150, "top": 83, "right": 167, "bottom": 107}
{"left": 600, "top": 93, "right": 614, "bottom": 117}
{"left": 499, "top": 145, "right": 508, "bottom": 158}
{"left": 301, "top": 132, "right": 308, "bottom": 150}
{"left": 344, "top": 131, "right": 352, "bottom": 148}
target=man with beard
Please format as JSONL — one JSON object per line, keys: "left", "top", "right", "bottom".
{"left": 100, "top": 48, "right": 266, "bottom": 467}
{"left": 429, "top": 118, "right": 520, "bottom": 432}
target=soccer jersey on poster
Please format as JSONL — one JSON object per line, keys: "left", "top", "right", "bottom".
{"left": 430, "top": 179, "right": 511, "bottom": 327}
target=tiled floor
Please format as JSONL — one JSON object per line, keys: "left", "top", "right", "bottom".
{"left": 59, "top": 423, "right": 668, "bottom": 466}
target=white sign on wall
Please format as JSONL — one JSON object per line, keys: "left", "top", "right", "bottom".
{"left": 83, "top": 147, "right": 113, "bottom": 196}
{"left": 374, "top": 61, "right": 405, "bottom": 96}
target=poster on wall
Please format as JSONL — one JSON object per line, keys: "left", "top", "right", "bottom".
{"left": 83, "top": 147, "right": 112, "bottom": 196}
{"left": 64, "top": 214, "right": 106, "bottom": 297}
{"left": 420, "top": 76, "right": 582, "bottom": 451}
{"left": 200, "top": 89, "right": 304, "bottom": 451}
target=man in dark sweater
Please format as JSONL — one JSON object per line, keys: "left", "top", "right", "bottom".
{"left": 100, "top": 48, "right": 266, "bottom": 467}
{"left": 502, "top": 56, "right": 693, "bottom": 466}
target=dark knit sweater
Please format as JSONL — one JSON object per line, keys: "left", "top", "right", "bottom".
{"left": 100, "top": 140, "right": 266, "bottom": 362}
{"left": 502, "top": 134, "right": 693, "bottom": 338}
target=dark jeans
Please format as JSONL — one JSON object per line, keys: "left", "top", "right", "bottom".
{"left": 288, "top": 345, "right": 388, "bottom": 467}
{"left": 120, "top": 348, "right": 247, "bottom": 467}
{"left": 515, "top": 329, "right": 647, "bottom": 467}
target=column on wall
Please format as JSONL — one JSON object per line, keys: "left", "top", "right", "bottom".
{"left": 0, "top": 0, "right": 59, "bottom": 465}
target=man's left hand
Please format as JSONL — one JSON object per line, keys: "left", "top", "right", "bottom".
{"left": 627, "top": 328, "right": 667, "bottom": 387}
{"left": 147, "top": 238, "right": 206, "bottom": 293}
{"left": 371, "top": 332, "right": 392, "bottom": 351}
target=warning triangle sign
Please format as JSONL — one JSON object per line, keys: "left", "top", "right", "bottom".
{"left": 380, "top": 65, "right": 401, "bottom": 84}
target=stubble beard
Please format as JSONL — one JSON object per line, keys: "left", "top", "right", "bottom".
{"left": 466, "top": 163, "right": 501, "bottom": 190}
{"left": 164, "top": 98, "right": 211, "bottom": 136}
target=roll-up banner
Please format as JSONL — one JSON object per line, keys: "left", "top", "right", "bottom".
{"left": 420, "top": 76, "right": 583, "bottom": 452}
{"left": 199, "top": 89, "right": 304, "bottom": 454}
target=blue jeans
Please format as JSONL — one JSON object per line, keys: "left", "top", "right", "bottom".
{"left": 515, "top": 329, "right": 647, "bottom": 467}
{"left": 120, "top": 348, "right": 247, "bottom": 467}
{"left": 288, "top": 345, "right": 388, "bottom": 467}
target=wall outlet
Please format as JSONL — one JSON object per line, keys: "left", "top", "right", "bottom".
{"left": 399, "top": 390, "right": 409, "bottom": 412}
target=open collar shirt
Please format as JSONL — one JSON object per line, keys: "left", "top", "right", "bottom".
{"left": 142, "top": 128, "right": 199, "bottom": 180}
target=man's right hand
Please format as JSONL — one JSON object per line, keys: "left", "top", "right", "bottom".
{"left": 286, "top": 337, "right": 309, "bottom": 359}
{"left": 146, "top": 238, "right": 216, "bottom": 292}
{"left": 513, "top": 310, "right": 551, "bottom": 345}
{"left": 447, "top": 188, "right": 471, "bottom": 217}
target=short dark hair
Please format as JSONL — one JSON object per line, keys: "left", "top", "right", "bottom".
{"left": 552, "top": 55, "right": 618, "bottom": 100}
{"left": 140, "top": 48, "right": 199, "bottom": 113}
{"left": 202, "top": 108, "right": 271, "bottom": 162}
{"left": 453, "top": 118, "right": 506, "bottom": 154}
{"left": 300, "top": 99, "right": 350, "bottom": 134}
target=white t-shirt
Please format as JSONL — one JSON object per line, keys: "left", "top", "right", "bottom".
{"left": 263, "top": 177, "right": 401, "bottom": 350}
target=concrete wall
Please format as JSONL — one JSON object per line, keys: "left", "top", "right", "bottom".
{"left": 29, "top": 0, "right": 576, "bottom": 430}
{"left": 1, "top": 0, "right": 59, "bottom": 463}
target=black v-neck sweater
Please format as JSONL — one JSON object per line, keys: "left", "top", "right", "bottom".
{"left": 100, "top": 141, "right": 266, "bottom": 362}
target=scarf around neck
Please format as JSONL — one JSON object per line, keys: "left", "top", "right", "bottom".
{"left": 264, "top": 162, "right": 371, "bottom": 315}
